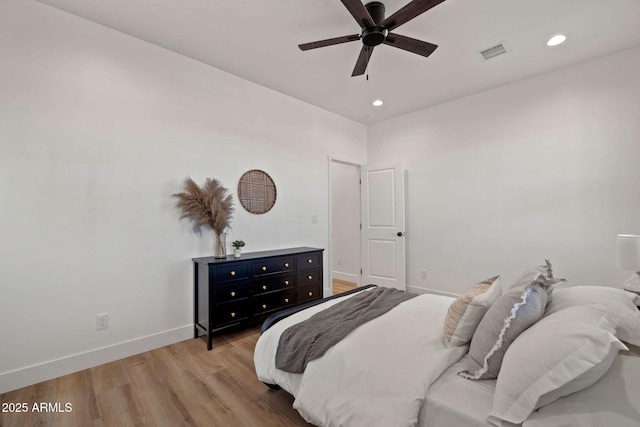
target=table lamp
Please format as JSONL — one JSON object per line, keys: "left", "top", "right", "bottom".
{"left": 617, "top": 234, "right": 640, "bottom": 292}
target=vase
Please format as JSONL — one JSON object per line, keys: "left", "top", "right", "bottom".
{"left": 234, "top": 248, "right": 242, "bottom": 258}
{"left": 214, "top": 232, "right": 227, "bottom": 259}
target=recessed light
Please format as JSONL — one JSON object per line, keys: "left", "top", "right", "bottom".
{"left": 547, "top": 34, "right": 567, "bottom": 47}
{"left": 372, "top": 99, "right": 383, "bottom": 107}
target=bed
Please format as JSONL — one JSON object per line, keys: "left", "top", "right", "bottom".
{"left": 254, "top": 265, "right": 640, "bottom": 427}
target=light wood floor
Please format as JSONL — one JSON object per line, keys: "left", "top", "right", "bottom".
{"left": 0, "top": 327, "right": 311, "bottom": 427}
{"left": 332, "top": 279, "right": 357, "bottom": 295}
{"left": 1, "top": 283, "right": 360, "bottom": 427}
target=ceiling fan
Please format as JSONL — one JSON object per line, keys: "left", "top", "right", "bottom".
{"left": 299, "top": 0, "right": 447, "bottom": 76}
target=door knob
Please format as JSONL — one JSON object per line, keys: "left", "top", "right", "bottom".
{"left": 397, "top": 232, "right": 404, "bottom": 237}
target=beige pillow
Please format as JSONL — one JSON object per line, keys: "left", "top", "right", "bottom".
{"left": 443, "top": 276, "right": 501, "bottom": 348}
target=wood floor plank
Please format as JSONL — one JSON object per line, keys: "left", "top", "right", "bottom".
{"left": 332, "top": 279, "right": 358, "bottom": 295}
{"left": 0, "top": 326, "right": 311, "bottom": 426}
{"left": 94, "top": 384, "right": 143, "bottom": 427}
{"left": 91, "top": 358, "right": 131, "bottom": 395}
{"left": 53, "top": 370, "right": 100, "bottom": 426}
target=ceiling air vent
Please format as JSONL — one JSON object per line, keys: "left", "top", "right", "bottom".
{"left": 477, "top": 42, "right": 510, "bottom": 61}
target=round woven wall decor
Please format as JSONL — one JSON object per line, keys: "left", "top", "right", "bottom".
{"left": 237, "top": 169, "right": 277, "bottom": 214}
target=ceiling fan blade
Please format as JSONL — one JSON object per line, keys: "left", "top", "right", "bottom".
{"left": 340, "top": 0, "right": 375, "bottom": 28}
{"left": 382, "top": 0, "right": 447, "bottom": 31}
{"left": 352, "top": 45, "right": 374, "bottom": 76}
{"left": 299, "top": 34, "right": 360, "bottom": 51}
{"left": 384, "top": 32, "right": 438, "bottom": 57}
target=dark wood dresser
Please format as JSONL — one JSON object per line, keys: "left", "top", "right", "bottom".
{"left": 193, "top": 247, "right": 324, "bottom": 350}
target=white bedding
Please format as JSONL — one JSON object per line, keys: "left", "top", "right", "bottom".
{"left": 255, "top": 289, "right": 467, "bottom": 427}
{"left": 422, "top": 356, "right": 506, "bottom": 427}
{"left": 254, "top": 289, "right": 640, "bottom": 427}
{"left": 522, "top": 344, "right": 640, "bottom": 427}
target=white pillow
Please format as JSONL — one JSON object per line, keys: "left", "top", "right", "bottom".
{"left": 545, "top": 286, "right": 640, "bottom": 345}
{"left": 443, "top": 276, "right": 502, "bottom": 347}
{"left": 488, "top": 305, "right": 627, "bottom": 426}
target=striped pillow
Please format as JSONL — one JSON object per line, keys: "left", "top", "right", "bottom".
{"left": 459, "top": 279, "right": 553, "bottom": 380}
{"left": 443, "top": 276, "right": 501, "bottom": 347}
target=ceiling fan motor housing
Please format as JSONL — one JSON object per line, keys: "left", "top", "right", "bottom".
{"left": 362, "top": 2, "right": 387, "bottom": 46}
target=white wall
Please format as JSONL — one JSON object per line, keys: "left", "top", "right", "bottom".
{"left": 0, "top": 0, "right": 366, "bottom": 393}
{"left": 330, "top": 160, "right": 361, "bottom": 285}
{"left": 368, "top": 47, "right": 640, "bottom": 295}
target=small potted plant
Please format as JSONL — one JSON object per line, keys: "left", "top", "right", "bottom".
{"left": 232, "top": 240, "right": 245, "bottom": 258}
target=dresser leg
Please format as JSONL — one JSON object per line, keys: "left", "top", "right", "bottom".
{"left": 207, "top": 332, "right": 213, "bottom": 351}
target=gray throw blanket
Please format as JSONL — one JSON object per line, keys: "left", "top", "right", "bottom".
{"left": 275, "top": 287, "right": 417, "bottom": 373}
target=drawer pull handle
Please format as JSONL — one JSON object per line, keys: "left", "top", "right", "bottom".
{"left": 262, "top": 266, "right": 267, "bottom": 271}
{"left": 230, "top": 291, "right": 236, "bottom": 297}
{"left": 307, "top": 259, "right": 313, "bottom": 264}
{"left": 230, "top": 271, "right": 236, "bottom": 276}
{"left": 262, "top": 304, "right": 267, "bottom": 309}
{"left": 284, "top": 262, "right": 289, "bottom": 268}
{"left": 308, "top": 275, "right": 313, "bottom": 280}
{"left": 284, "top": 280, "right": 289, "bottom": 286}
{"left": 262, "top": 285, "right": 267, "bottom": 290}
{"left": 230, "top": 312, "right": 236, "bottom": 318}
{"left": 285, "top": 298, "right": 289, "bottom": 303}
{"left": 308, "top": 291, "right": 313, "bottom": 297}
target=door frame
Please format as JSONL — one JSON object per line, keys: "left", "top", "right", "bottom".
{"left": 327, "top": 155, "right": 363, "bottom": 296}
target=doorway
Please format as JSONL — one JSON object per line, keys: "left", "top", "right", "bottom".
{"left": 329, "top": 158, "right": 361, "bottom": 295}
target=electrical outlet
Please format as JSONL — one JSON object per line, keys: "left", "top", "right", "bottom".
{"left": 421, "top": 270, "right": 427, "bottom": 280}
{"left": 96, "top": 313, "right": 108, "bottom": 330}
{"left": 311, "top": 215, "right": 319, "bottom": 224}
{"left": 337, "top": 257, "right": 342, "bottom": 266}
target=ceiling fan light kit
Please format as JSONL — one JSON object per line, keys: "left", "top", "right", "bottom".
{"left": 299, "top": 0, "right": 447, "bottom": 76}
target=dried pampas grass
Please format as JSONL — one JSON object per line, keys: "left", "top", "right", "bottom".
{"left": 173, "top": 177, "right": 234, "bottom": 236}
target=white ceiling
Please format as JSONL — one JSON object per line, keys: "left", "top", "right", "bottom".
{"left": 37, "top": 0, "right": 640, "bottom": 124}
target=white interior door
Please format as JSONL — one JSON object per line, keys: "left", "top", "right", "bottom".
{"left": 361, "top": 162, "right": 405, "bottom": 290}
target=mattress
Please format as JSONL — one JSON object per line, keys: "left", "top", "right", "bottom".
{"left": 422, "top": 346, "right": 640, "bottom": 427}
{"left": 421, "top": 357, "right": 511, "bottom": 427}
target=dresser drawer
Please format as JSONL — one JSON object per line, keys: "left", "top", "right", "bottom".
{"left": 213, "top": 300, "right": 249, "bottom": 326}
{"left": 297, "top": 252, "right": 322, "bottom": 271}
{"left": 297, "top": 268, "right": 322, "bottom": 287}
{"left": 298, "top": 284, "right": 322, "bottom": 304}
{"left": 253, "top": 289, "right": 296, "bottom": 315}
{"left": 251, "top": 256, "right": 295, "bottom": 276}
{"left": 212, "top": 263, "right": 250, "bottom": 283}
{"left": 214, "top": 282, "right": 250, "bottom": 304}
{"left": 252, "top": 273, "right": 295, "bottom": 295}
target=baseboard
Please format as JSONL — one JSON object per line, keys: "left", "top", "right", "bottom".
{"left": 0, "top": 325, "right": 193, "bottom": 394}
{"left": 407, "top": 285, "right": 459, "bottom": 298}
{"left": 331, "top": 271, "right": 360, "bottom": 285}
